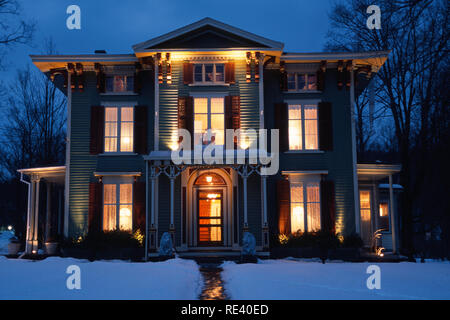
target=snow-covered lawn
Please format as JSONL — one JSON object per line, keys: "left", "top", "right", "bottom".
{"left": 221, "top": 259, "right": 450, "bottom": 300}
{"left": 0, "top": 256, "right": 202, "bottom": 299}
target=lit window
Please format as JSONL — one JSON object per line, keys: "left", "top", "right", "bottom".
{"left": 286, "top": 73, "right": 317, "bottom": 91}
{"left": 103, "top": 183, "right": 133, "bottom": 231}
{"left": 193, "top": 64, "right": 225, "bottom": 84}
{"left": 106, "top": 75, "right": 134, "bottom": 92}
{"left": 194, "top": 97, "right": 224, "bottom": 145}
{"left": 288, "top": 104, "right": 318, "bottom": 150}
{"left": 290, "top": 182, "right": 321, "bottom": 233}
{"left": 378, "top": 202, "right": 390, "bottom": 231}
{"left": 104, "top": 106, "right": 134, "bottom": 152}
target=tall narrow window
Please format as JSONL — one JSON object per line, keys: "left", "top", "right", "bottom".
{"left": 290, "top": 182, "right": 321, "bottom": 233}
{"left": 194, "top": 97, "right": 225, "bottom": 145}
{"left": 359, "top": 190, "right": 372, "bottom": 245}
{"left": 378, "top": 202, "right": 390, "bottom": 231}
{"left": 288, "top": 104, "right": 318, "bottom": 150}
{"left": 104, "top": 106, "right": 134, "bottom": 153}
{"left": 103, "top": 183, "right": 133, "bottom": 231}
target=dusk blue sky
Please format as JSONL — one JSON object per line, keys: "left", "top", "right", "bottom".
{"left": 0, "top": 0, "right": 334, "bottom": 83}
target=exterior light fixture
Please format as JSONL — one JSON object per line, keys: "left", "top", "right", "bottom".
{"left": 7, "top": 225, "right": 12, "bottom": 231}
{"left": 206, "top": 176, "right": 213, "bottom": 183}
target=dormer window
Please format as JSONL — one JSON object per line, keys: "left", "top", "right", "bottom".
{"left": 287, "top": 73, "right": 317, "bottom": 91}
{"left": 106, "top": 75, "right": 134, "bottom": 93}
{"left": 194, "top": 63, "right": 225, "bottom": 84}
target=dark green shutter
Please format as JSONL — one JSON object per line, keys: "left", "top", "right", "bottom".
{"left": 88, "top": 182, "right": 103, "bottom": 234}
{"left": 90, "top": 106, "right": 104, "bottom": 154}
{"left": 320, "top": 180, "right": 336, "bottom": 234}
{"left": 318, "top": 102, "right": 333, "bottom": 151}
{"left": 275, "top": 103, "right": 288, "bottom": 152}
{"left": 134, "top": 105, "right": 148, "bottom": 154}
{"left": 277, "top": 178, "right": 291, "bottom": 235}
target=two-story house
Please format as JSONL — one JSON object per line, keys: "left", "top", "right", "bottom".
{"left": 18, "top": 18, "right": 401, "bottom": 258}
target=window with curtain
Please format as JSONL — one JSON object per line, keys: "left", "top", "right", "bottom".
{"left": 194, "top": 97, "right": 224, "bottom": 145}
{"left": 378, "top": 202, "right": 390, "bottom": 231}
{"left": 288, "top": 104, "right": 318, "bottom": 150}
{"left": 290, "top": 182, "right": 321, "bottom": 233}
{"left": 287, "top": 73, "right": 317, "bottom": 91}
{"left": 103, "top": 183, "right": 133, "bottom": 231}
{"left": 104, "top": 106, "right": 134, "bottom": 152}
{"left": 105, "top": 75, "right": 134, "bottom": 92}
{"left": 193, "top": 63, "right": 225, "bottom": 84}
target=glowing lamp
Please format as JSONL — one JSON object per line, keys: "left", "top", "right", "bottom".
{"left": 7, "top": 225, "right": 12, "bottom": 231}
{"left": 206, "top": 176, "right": 213, "bottom": 183}
{"left": 120, "top": 207, "right": 131, "bottom": 217}
{"left": 207, "top": 193, "right": 219, "bottom": 199}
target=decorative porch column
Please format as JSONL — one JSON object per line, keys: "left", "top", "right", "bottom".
{"left": 26, "top": 175, "right": 40, "bottom": 254}
{"left": 45, "top": 182, "right": 53, "bottom": 243}
{"left": 389, "top": 174, "right": 397, "bottom": 254}
{"left": 148, "top": 164, "right": 161, "bottom": 254}
{"left": 261, "top": 171, "right": 269, "bottom": 249}
{"left": 163, "top": 164, "right": 185, "bottom": 246}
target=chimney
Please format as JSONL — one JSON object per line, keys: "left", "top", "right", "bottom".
{"left": 94, "top": 50, "right": 107, "bottom": 54}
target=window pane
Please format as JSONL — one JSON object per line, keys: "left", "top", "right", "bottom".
{"left": 194, "top": 65, "right": 203, "bottom": 82}
{"left": 215, "top": 64, "right": 224, "bottom": 82}
{"left": 105, "top": 122, "right": 117, "bottom": 138}
{"left": 194, "top": 114, "right": 208, "bottom": 133}
{"left": 119, "top": 204, "right": 132, "bottom": 231}
{"left": 289, "top": 119, "right": 302, "bottom": 150}
{"left": 360, "top": 191, "right": 371, "bottom": 209}
{"left": 211, "top": 116, "right": 224, "bottom": 145}
{"left": 194, "top": 98, "right": 208, "bottom": 114}
{"left": 119, "top": 184, "right": 132, "bottom": 231}
{"left": 297, "top": 74, "right": 306, "bottom": 90}
{"left": 287, "top": 73, "right": 296, "bottom": 90}
{"left": 379, "top": 203, "right": 390, "bottom": 231}
{"left": 106, "top": 76, "right": 114, "bottom": 92}
{"left": 126, "top": 76, "right": 134, "bottom": 92}
{"left": 288, "top": 104, "right": 301, "bottom": 120}
{"left": 104, "top": 184, "right": 116, "bottom": 204}
{"left": 104, "top": 138, "right": 117, "bottom": 152}
{"left": 210, "top": 97, "right": 224, "bottom": 114}
{"left": 305, "top": 120, "right": 318, "bottom": 150}
{"left": 307, "top": 74, "right": 317, "bottom": 90}
{"left": 103, "top": 184, "right": 116, "bottom": 231}
{"left": 114, "top": 76, "right": 126, "bottom": 92}
{"left": 121, "top": 107, "right": 133, "bottom": 121}
{"left": 105, "top": 108, "right": 118, "bottom": 121}
{"left": 204, "top": 64, "right": 213, "bottom": 82}
{"left": 290, "top": 184, "right": 304, "bottom": 233}
{"left": 304, "top": 105, "right": 317, "bottom": 119}
{"left": 120, "top": 122, "right": 133, "bottom": 152}
{"left": 306, "top": 183, "right": 320, "bottom": 232}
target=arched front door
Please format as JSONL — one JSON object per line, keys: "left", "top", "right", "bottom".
{"left": 194, "top": 172, "right": 227, "bottom": 247}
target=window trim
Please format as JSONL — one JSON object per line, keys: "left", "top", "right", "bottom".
{"left": 193, "top": 63, "right": 226, "bottom": 85}
{"left": 102, "top": 181, "right": 133, "bottom": 231}
{"left": 286, "top": 101, "right": 320, "bottom": 151}
{"left": 101, "top": 102, "right": 137, "bottom": 154}
{"left": 288, "top": 175, "right": 322, "bottom": 233}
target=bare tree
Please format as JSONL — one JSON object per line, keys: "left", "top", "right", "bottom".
{"left": 326, "top": 0, "right": 450, "bottom": 257}
{"left": 0, "top": 0, "right": 35, "bottom": 68}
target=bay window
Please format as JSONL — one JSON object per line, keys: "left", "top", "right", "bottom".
{"left": 104, "top": 106, "right": 134, "bottom": 152}
{"left": 194, "top": 63, "right": 225, "bottom": 84}
{"left": 103, "top": 183, "right": 133, "bottom": 231}
{"left": 193, "top": 96, "right": 225, "bottom": 145}
{"left": 290, "top": 182, "right": 321, "bottom": 233}
{"left": 288, "top": 104, "right": 319, "bottom": 150}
